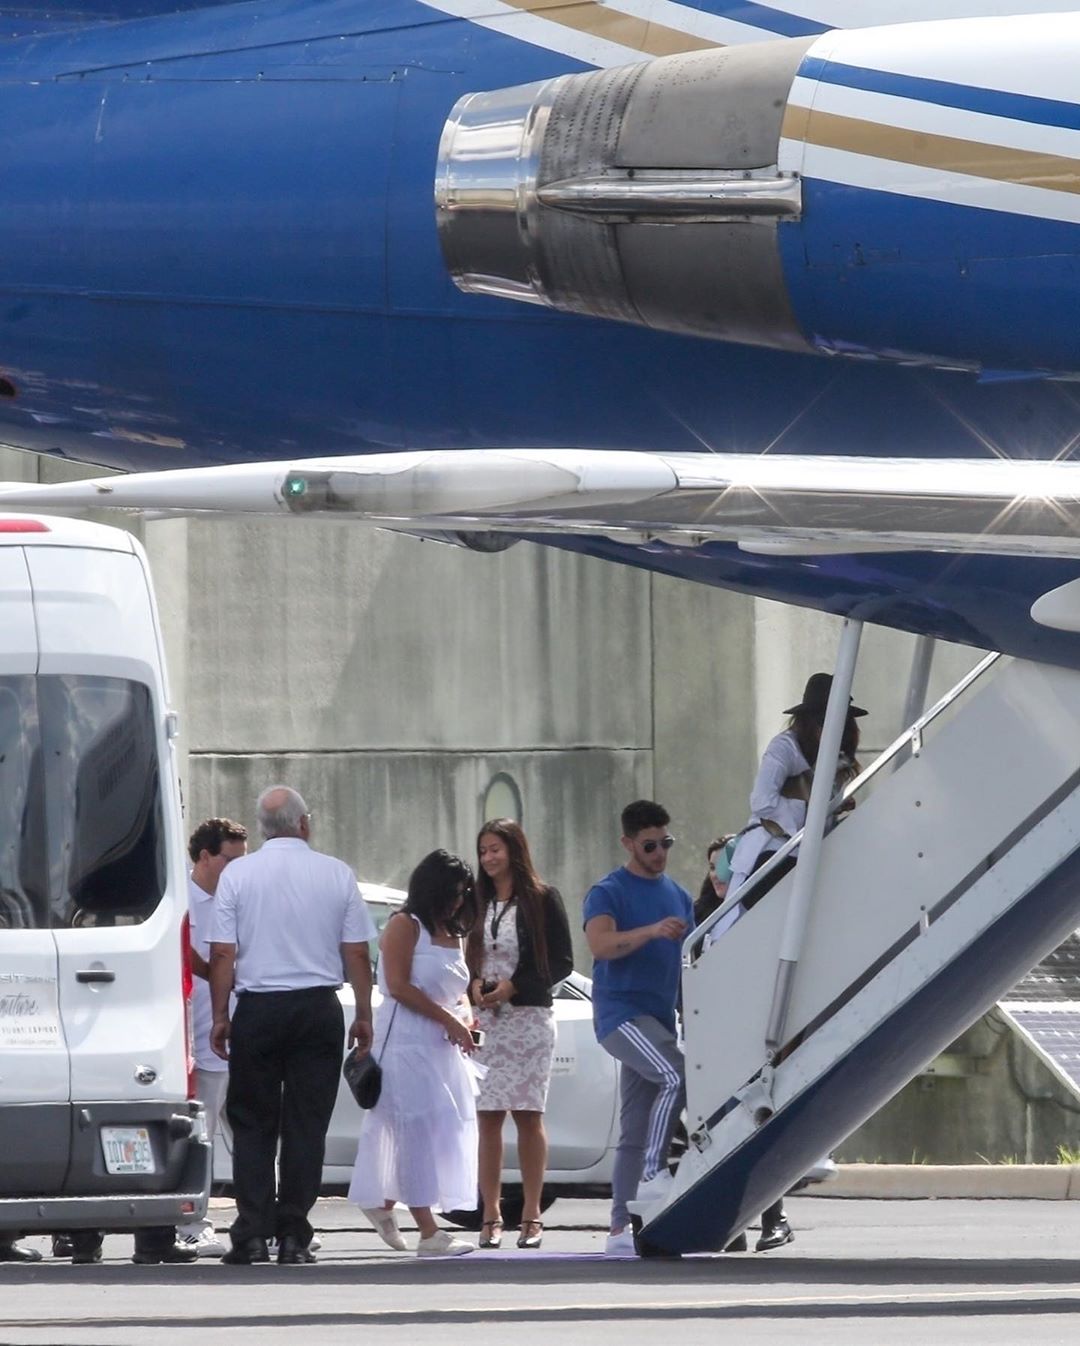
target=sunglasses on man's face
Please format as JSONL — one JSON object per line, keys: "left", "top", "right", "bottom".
{"left": 641, "top": 836, "right": 676, "bottom": 854}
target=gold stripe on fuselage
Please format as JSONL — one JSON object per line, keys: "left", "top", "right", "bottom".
{"left": 497, "top": 0, "right": 719, "bottom": 56}
{"left": 783, "top": 104, "right": 1080, "bottom": 195}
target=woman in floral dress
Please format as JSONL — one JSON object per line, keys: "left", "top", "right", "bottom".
{"left": 467, "top": 820, "right": 573, "bottom": 1250}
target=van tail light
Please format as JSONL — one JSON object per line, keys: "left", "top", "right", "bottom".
{"left": 180, "top": 914, "right": 195, "bottom": 1100}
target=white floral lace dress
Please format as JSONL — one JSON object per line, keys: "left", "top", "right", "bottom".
{"left": 474, "top": 900, "right": 556, "bottom": 1113}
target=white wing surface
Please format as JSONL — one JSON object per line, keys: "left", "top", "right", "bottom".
{"left": 2, "top": 449, "right": 1080, "bottom": 559}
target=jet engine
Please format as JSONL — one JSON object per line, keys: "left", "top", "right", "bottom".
{"left": 436, "top": 15, "right": 1080, "bottom": 376}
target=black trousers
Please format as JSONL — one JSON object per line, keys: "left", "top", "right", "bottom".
{"left": 226, "top": 986, "right": 344, "bottom": 1246}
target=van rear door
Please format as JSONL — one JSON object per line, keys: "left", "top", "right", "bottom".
{"left": 28, "top": 545, "right": 186, "bottom": 1187}
{"left": 0, "top": 545, "right": 70, "bottom": 1194}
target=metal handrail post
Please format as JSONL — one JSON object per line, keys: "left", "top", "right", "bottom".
{"left": 764, "top": 617, "right": 864, "bottom": 1056}
{"left": 902, "top": 635, "right": 936, "bottom": 733}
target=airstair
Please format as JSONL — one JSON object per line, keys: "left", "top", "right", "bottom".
{"left": 640, "top": 642, "right": 1080, "bottom": 1255}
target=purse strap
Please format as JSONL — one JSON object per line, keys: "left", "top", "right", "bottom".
{"left": 375, "top": 1000, "right": 399, "bottom": 1064}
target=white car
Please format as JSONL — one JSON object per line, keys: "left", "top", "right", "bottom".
{"left": 213, "top": 883, "right": 618, "bottom": 1225}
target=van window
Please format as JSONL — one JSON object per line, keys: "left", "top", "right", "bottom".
{"left": 0, "top": 676, "right": 166, "bottom": 929}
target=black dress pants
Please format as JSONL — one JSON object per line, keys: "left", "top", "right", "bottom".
{"left": 226, "top": 986, "right": 344, "bottom": 1247}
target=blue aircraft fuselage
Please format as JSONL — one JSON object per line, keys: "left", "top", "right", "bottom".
{"left": 1, "top": 0, "right": 1080, "bottom": 664}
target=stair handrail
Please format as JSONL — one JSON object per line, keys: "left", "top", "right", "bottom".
{"left": 685, "top": 649, "right": 1002, "bottom": 964}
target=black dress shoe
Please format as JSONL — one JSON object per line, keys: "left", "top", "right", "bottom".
{"left": 221, "top": 1237, "right": 270, "bottom": 1265}
{"left": 276, "top": 1235, "right": 316, "bottom": 1265}
{"left": 724, "top": 1233, "right": 748, "bottom": 1253}
{"left": 755, "top": 1218, "right": 794, "bottom": 1252}
{"left": 0, "top": 1242, "right": 42, "bottom": 1263}
{"left": 132, "top": 1242, "right": 199, "bottom": 1265}
{"left": 70, "top": 1235, "right": 104, "bottom": 1266}
{"left": 51, "top": 1234, "right": 74, "bottom": 1259}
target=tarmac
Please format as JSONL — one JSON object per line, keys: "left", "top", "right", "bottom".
{"left": 3, "top": 1186, "right": 1080, "bottom": 1345}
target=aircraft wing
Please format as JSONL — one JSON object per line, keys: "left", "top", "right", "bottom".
{"left": 2, "top": 449, "right": 1080, "bottom": 562}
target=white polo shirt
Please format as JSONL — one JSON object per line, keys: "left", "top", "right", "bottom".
{"left": 188, "top": 874, "right": 230, "bottom": 1072}
{"left": 211, "top": 837, "right": 375, "bottom": 993}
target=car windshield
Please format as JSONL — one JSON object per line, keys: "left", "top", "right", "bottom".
{"left": 363, "top": 898, "right": 401, "bottom": 970}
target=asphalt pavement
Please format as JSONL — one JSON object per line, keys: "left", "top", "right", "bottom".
{"left": 2, "top": 1196, "right": 1080, "bottom": 1345}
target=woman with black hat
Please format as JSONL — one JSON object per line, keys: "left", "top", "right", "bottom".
{"left": 726, "top": 671, "right": 866, "bottom": 913}
{"left": 718, "top": 672, "right": 865, "bottom": 1253}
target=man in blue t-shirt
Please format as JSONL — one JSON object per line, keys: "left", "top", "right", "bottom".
{"left": 583, "top": 799, "right": 693, "bottom": 1256}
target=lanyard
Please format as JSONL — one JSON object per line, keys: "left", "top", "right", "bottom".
{"left": 489, "top": 897, "right": 515, "bottom": 948}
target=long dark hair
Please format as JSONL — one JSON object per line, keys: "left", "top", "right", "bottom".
{"left": 789, "top": 710, "right": 860, "bottom": 768}
{"left": 404, "top": 850, "right": 477, "bottom": 938}
{"left": 470, "top": 818, "right": 550, "bottom": 981}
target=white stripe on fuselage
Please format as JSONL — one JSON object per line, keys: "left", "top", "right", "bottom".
{"left": 784, "top": 141, "right": 1080, "bottom": 226}
{"left": 418, "top": 0, "right": 1080, "bottom": 70}
{"left": 808, "top": 13, "right": 1080, "bottom": 103}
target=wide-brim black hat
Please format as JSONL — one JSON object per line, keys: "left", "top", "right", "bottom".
{"left": 784, "top": 671, "right": 867, "bottom": 718}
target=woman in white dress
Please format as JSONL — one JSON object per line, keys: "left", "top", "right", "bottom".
{"left": 466, "top": 820, "right": 573, "bottom": 1251}
{"left": 348, "top": 850, "right": 480, "bottom": 1257}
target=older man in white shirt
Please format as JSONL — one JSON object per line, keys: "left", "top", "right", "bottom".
{"left": 210, "top": 785, "right": 375, "bottom": 1266}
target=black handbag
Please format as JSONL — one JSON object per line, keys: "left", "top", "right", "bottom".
{"left": 343, "top": 1048, "right": 382, "bottom": 1108}
{"left": 342, "top": 1003, "right": 398, "bottom": 1109}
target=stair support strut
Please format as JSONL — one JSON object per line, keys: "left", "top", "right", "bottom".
{"left": 764, "top": 617, "right": 864, "bottom": 1058}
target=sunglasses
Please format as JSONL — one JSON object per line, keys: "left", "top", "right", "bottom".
{"left": 641, "top": 836, "right": 676, "bottom": 854}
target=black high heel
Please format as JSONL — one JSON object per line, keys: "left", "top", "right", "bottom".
{"left": 479, "top": 1219, "right": 503, "bottom": 1249}
{"left": 517, "top": 1220, "right": 543, "bottom": 1249}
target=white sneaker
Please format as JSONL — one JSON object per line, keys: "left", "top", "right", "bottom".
{"left": 604, "top": 1228, "right": 637, "bottom": 1257}
{"left": 634, "top": 1168, "right": 675, "bottom": 1206}
{"left": 179, "top": 1229, "right": 226, "bottom": 1259}
{"left": 802, "top": 1155, "right": 838, "bottom": 1184}
{"left": 363, "top": 1207, "right": 407, "bottom": 1252}
{"left": 416, "top": 1229, "right": 474, "bottom": 1258}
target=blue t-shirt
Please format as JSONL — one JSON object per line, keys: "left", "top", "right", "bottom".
{"left": 582, "top": 866, "right": 694, "bottom": 1041}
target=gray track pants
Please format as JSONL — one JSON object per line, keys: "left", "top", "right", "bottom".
{"left": 599, "top": 1015, "right": 686, "bottom": 1231}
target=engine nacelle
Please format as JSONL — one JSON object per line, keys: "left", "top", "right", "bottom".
{"left": 436, "top": 15, "right": 1080, "bottom": 376}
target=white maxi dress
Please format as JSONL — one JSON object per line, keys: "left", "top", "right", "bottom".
{"left": 348, "top": 915, "right": 478, "bottom": 1213}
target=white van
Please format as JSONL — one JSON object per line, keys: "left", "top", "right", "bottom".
{"left": 0, "top": 514, "right": 210, "bottom": 1233}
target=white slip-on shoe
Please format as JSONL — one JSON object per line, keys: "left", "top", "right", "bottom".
{"left": 416, "top": 1229, "right": 474, "bottom": 1258}
{"left": 604, "top": 1228, "right": 637, "bottom": 1256}
{"left": 363, "top": 1207, "right": 408, "bottom": 1252}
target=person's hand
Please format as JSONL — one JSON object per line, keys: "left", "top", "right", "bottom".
{"left": 470, "top": 978, "right": 486, "bottom": 1005}
{"left": 210, "top": 1017, "right": 231, "bottom": 1061}
{"left": 652, "top": 916, "right": 688, "bottom": 942}
{"left": 479, "top": 978, "right": 514, "bottom": 1009}
{"left": 349, "top": 1017, "right": 373, "bottom": 1053}
{"left": 445, "top": 1015, "right": 477, "bottom": 1054}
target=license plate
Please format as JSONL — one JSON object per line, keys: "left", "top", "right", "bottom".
{"left": 101, "top": 1126, "right": 155, "bottom": 1175}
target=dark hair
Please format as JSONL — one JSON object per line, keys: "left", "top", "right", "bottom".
{"left": 789, "top": 710, "right": 860, "bottom": 767}
{"left": 471, "top": 819, "right": 551, "bottom": 981}
{"left": 188, "top": 817, "right": 248, "bottom": 864}
{"left": 620, "top": 799, "right": 670, "bottom": 838}
{"left": 404, "top": 850, "right": 477, "bottom": 938}
{"left": 695, "top": 835, "right": 734, "bottom": 923}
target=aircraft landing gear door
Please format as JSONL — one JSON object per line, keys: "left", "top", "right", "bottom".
{"left": 0, "top": 549, "right": 71, "bottom": 1195}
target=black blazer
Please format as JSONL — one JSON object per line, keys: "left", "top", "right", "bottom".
{"left": 507, "top": 887, "right": 575, "bottom": 1008}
